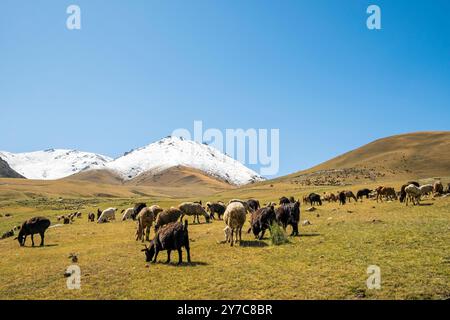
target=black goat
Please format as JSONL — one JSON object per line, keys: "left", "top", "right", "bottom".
{"left": 275, "top": 201, "right": 300, "bottom": 236}
{"left": 97, "top": 209, "right": 102, "bottom": 220}
{"left": 357, "top": 188, "right": 372, "bottom": 201}
{"left": 142, "top": 220, "right": 190, "bottom": 265}
{"left": 279, "top": 196, "right": 291, "bottom": 205}
{"left": 308, "top": 193, "right": 322, "bottom": 206}
{"left": 206, "top": 202, "right": 226, "bottom": 220}
{"left": 16, "top": 217, "right": 51, "bottom": 247}
{"left": 87, "top": 212, "right": 95, "bottom": 222}
{"left": 246, "top": 199, "right": 260, "bottom": 212}
{"left": 339, "top": 191, "right": 346, "bottom": 205}
{"left": 248, "top": 206, "right": 275, "bottom": 240}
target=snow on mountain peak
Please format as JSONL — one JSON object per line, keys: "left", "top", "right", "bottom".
{"left": 0, "top": 137, "right": 265, "bottom": 185}
{"left": 106, "top": 136, "right": 264, "bottom": 185}
{"left": 0, "top": 149, "right": 113, "bottom": 180}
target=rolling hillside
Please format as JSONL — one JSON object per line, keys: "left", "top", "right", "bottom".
{"left": 62, "top": 165, "right": 232, "bottom": 197}
{"left": 125, "top": 165, "right": 233, "bottom": 189}
{"left": 276, "top": 131, "right": 450, "bottom": 186}
{"left": 2, "top": 131, "right": 449, "bottom": 200}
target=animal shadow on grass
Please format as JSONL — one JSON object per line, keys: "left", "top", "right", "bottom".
{"left": 298, "top": 233, "right": 321, "bottom": 237}
{"left": 153, "top": 261, "right": 208, "bottom": 267}
{"left": 418, "top": 203, "right": 434, "bottom": 206}
{"left": 23, "top": 244, "right": 59, "bottom": 248}
{"left": 239, "top": 240, "right": 269, "bottom": 247}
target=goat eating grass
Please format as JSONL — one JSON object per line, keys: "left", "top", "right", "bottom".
{"left": 141, "top": 220, "right": 191, "bottom": 265}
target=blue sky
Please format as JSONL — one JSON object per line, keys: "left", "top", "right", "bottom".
{"left": 1, "top": 0, "right": 449, "bottom": 177}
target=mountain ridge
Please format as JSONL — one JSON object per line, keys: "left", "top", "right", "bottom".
{"left": 0, "top": 149, "right": 112, "bottom": 180}
{"left": 1, "top": 136, "right": 263, "bottom": 186}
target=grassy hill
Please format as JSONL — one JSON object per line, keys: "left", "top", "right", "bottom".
{"left": 125, "top": 166, "right": 233, "bottom": 189}
{"left": 61, "top": 166, "right": 233, "bottom": 198}
{"left": 276, "top": 131, "right": 450, "bottom": 186}
{"left": 0, "top": 165, "right": 234, "bottom": 201}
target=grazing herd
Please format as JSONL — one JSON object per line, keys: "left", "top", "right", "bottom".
{"left": 2, "top": 179, "right": 449, "bottom": 266}
{"left": 300, "top": 180, "right": 448, "bottom": 208}
{"left": 57, "top": 211, "right": 82, "bottom": 224}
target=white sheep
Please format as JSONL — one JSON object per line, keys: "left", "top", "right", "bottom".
{"left": 223, "top": 202, "right": 246, "bottom": 246}
{"left": 227, "top": 199, "right": 251, "bottom": 213}
{"left": 122, "top": 207, "right": 135, "bottom": 221}
{"left": 97, "top": 208, "right": 117, "bottom": 223}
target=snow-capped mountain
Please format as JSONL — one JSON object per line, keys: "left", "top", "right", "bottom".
{"left": 0, "top": 137, "right": 264, "bottom": 185}
{"left": 106, "top": 136, "right": 264, "bottom": 186}
{"left": 0, "top": 149, "right": 112, "bottom": 180}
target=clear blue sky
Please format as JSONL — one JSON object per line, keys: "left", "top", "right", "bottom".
{"left": 1, "top": 0, "right": 449, "bottom": 177}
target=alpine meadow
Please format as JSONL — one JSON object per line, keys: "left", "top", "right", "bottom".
{"left": 1, "top": 1, "right": 449, "bottom": 302}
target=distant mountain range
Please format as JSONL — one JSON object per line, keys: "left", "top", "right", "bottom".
{"left": 2, "top": 132, "right": 449, "bottom": 190}
{"left": 0, "top": 149, "right": 112, "bottom": 180}
{"left": 0, "top": 136, "right": 264, "bottom": 186}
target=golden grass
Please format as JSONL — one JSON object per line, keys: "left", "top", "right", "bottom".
{"left": 0, "top": 176, "right": 228, "bottom": 201}
{"left": 280, "top": 131, "right": 450, "bottom": 183}
{"left": 0, "top": 179, "right": 449, "bottom": 300}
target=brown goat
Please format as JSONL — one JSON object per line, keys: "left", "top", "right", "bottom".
{"left": 136, "top": 205, "right": 163, "bottom": 242}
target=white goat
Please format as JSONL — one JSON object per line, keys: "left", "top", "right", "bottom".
{"left": 122, "top": 208, "right": 135, "bottom": 221}
{"left": 97, "top": 208, "right": 117, "bottom": 223}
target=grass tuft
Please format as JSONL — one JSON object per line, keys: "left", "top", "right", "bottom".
{"left": 269, "top": 222, "right": 290, "bottom": 246}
